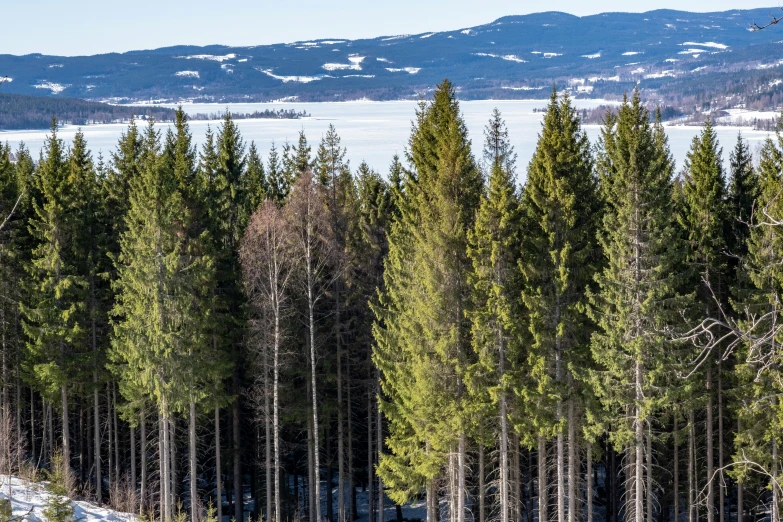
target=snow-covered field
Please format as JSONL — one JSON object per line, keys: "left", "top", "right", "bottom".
{"left": 0, "top": 476, "right": 136, "bottom": 522}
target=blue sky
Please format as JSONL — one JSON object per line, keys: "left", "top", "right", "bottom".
{"left": 2, "top": 0, "right": 778, "bottom": 56}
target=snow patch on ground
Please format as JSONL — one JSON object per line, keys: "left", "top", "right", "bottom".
{"left": 644, "top": 70, "right": 676, "bottom": 79}
{"left": 716, "top": 108, "right": 780, "bottom": 125}
{"left": 582, "top": 52, "right": 601, "bottom": 59}
{"left": 376, "top": 58, "right": 391, "bottom": 63}
{"left": 461, "top": 29, "right": 476, "bottom": 35}
{"left": 589, "top": 75, "right": 620, "bottom": 82}
{"left": 319, "top": 40, "right": 346, "bottom": 45}
{"left": 622, "top": 51, "right": 643, "bottom": 56}
{"left": 177, "top": 53, "right": 236, "bottom": 62}
{"left": 0, "top": 476, "right": 137, "bottom": 522}
{"left": 175, "top": 70, "right": 200, "bottom": 78}
{"left": 381, "top": 35, "right": 409, "bottom": 41}
{"left": 33, "top": 81, "right": 68, "bottom": 94}
{"left": 420, "top": 33, "right": 435, "bottom": 38}
{"left": 680, "top": 41, "right": 728, "bottom": 49}
{"left": 630, "top": 67, "right": 646, "bottom": 74}
{"left": 665, "top": 58, "right": 679, "bottom": 63}
{"left": 502, "top": 85, "right": 545, "bottom": 91}
{"left": 48, "top": 64, "right": 63, "bottom": 68}
{"left": 543, "top": 52, "right": 562, "bottom": 58}
{"left": 679, "top": 48, "right": 707, "bottom": 55}
{"left": 385, "top": 67, "right": 421, "bottom": 74}
{"left": 473, "top": 53, "right": 526, "bottom": 63}
{"left": 323, "top": 56, "right": 365, "bottom": 71}
{"left": 256, "top": 68, "right": 328, "bottom": 83}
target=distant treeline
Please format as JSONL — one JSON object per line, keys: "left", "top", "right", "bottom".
{"left": 0, "top": 93, "right": 177, "bottom": 130}
{"left": 189, "top": 108, "right": 309, "bottom": 121}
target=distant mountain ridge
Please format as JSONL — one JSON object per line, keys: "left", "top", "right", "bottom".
{"left": 2, "top": 8, "right": 783, "bottom": 104}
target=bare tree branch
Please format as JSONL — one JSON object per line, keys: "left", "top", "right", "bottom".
{"left": 751, "top": 8, "right": 783, "bottom": 31}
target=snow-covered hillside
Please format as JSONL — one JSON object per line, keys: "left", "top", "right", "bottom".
{"left": 0, "top": 476, "right": 136, "bottom": 522}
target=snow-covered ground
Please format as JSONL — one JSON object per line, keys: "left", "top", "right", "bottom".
{"left": 715, "top": 108, "right": 780, "bottom": 125}
{"left": 0, "top": 476, "right": 136, "bottom": 522}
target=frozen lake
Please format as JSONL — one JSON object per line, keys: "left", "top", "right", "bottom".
{"left": 0, "top": 100, "right": 773, "bottom": 179}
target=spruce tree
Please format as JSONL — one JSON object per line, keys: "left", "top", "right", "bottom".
{"left": 679, "top": 120, "right": 730, "bottom": 522}
{"left": 374, "top": 79, "right": 482, "bottom": 522}
{"left": 589, "top": 92, "right": 687, "bottom": 522}
{"left": 519, "top": 90, "right": 599, "bottom": 522}
{"left": 466, "top": 109, "right": 522, "bottom": 522}
{"left": 110, "top": 120, "right": 212, "bottom": 522}
{"left": 23, "top": 121, "right": 86, "bottom": 475}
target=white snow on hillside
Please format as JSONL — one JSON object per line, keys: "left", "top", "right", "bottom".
{"left": 381, "top": 35, "right": 409, "bottom": 41}
{"left": 715, "top": 108, "right": 780, "bottom": 125}
{"left": 177, "top": 54, "right": 236, "bottom": 62}
{"left": 582, "top": 52, "right": 601, "bottom": 59}
{"left": 175, "top": 71, "right": 200, "bottom": 78}
{"left": 622, "top": 51, "right": 643, "bottom": 56}
{"left": 473, "top": 53, "right": 526, "bottom": 63}
{"left": 644, "top": 70, "right": 676, "bottom": 79}
{"left": 323, "top": 56, "right": 365, "bottom": 71}
{"left": 543, "top": 52, "right": 562, "bottom": 58}
{"left": 257, "top": 68, "right": 327, "bottom": 83}
{"left": 420, "top": 33, "right": 435, "bottom": 38}
{"left": 680, "top": 41, "right": 728, "bottom": 49}
{"left": 0, "top": 476, "right": 136, "bottom": 522}
{"left": 679, "top": 48, "right": 707, "bottom": 55}
{"left": 385, "top": 67, "right": 421, "bottom": 74}
{"left": 33, "top": 82, "right": 68, "bottom": 94}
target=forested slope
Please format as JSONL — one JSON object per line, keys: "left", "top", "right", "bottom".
{"left": 0, "top": 80, "right": 782, "bottom": 522}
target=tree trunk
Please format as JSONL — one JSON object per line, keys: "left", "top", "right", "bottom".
{"left": 131, "top": 425, "right": 136, "bottom": 500}
{"left": 479, "top": 443, "right": 485, "bottom": 522}
{"left": 376, "top": 374, "right": 384, "bottom": 522}
{"left": 216, "top": 407, "right": 223, "bottom": 522}
{"left": 707, "top": 368, "right": 715, "bottom": 522}
{"left": 308, "top": 285, "right": 322, "bottom": 522}
{"left": 190, "top": 396, "right": 198, "bottom": 522}
{"left": 457, "top": 433, "right": 466, "bottom": 522}
{"left": 141, "top": 411, "right": 147, "bottom": 516}
{"left": 94, "top": 385, "right": 101, "bottom": 501}
{"left": 586, "top": 444, "right": 592, "bottom": 522}
{"left": 646, "top": 425, "right": 653, "bottom": 522}
{"left": 717, "top": 369, "right": 724, "bottom": 522}
{"left": 367, "top": 384, "right": 374, "bottom": 522}
{"left": 61, "top": 385, "right": 70, "bottom": 480}
{"left": 737, "top": 418, "right": 742, "bottom": 522}
{"left": 538, "top": 436, "right": 547, "bottom": 522}
{"left": 274, "top": 309, "right": 281, "bottom": 522}
{"left": 674, "top": 416, "right": 679, "bottom": 522}
{"left": 337, "top": 313, "right": 345, "bottom": 522}
{"left": 688, "top": 410, "right": 695, "bottom": 522}
{"left": 113, "top": 385, "right": 119, "bottom": 481}
{"left": 635, "top": 362, "right": 643, "bottom": 522}
{"left": 234, "top": 399, "right": 242, "bottom": 522}
{"left": 308, "top": 406, "right": 315, "bottom": 522}
{"left": 567, "top": 397, "right": 576, "bottom": 522}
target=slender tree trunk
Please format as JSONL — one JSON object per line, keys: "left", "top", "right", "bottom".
{"left": 94, "top": 385, "right": 101, "bottom": 501}
{"left": 457, "top": 433, "right": 466, "bottom": 522}
{"left": 674, "top": 416, "right": 679, "bottom": 522}
{"left": 141, "top": 411, "right": 147, "bottom": 516}
{"left": 479, "top": 443, "right": 485, "bottom": 522}
{"left": 273, "top": 308, "right": 281, "bottom": 522}
{"left": 30, "top": 388, "right": 35, "bottom": 466}
{"left": 190, "top": 396, "right": 198, "bottom": 522}
{"left": 707, "top": 368, "right": 715, "bottom": 522}
{"left": 264, "top": 330, "right": 272, "bottom": 522}
{"left": 646, "top": 425, "right": 653, "bottom": 522}
{"left": 113, "top": 385, "right": 119, "bottom": 480}
{"left": 635, "top": 362, "right": 643, "bottom": 522}
{"left": 499, "top": 327, "right": 509, "bottom": 522}
{"left": 216, "top": 407, "right": 223, "bottom": 522}
{"left": 567, "top": 397, "right": 576, "bottom": 522}
{"left": 688, "top": 410, "right": 695, "bottom": 522}
{"left": 234, "top": 398, "right": 242, "bottom": 522}
{"left": 131, "top": 425, "right": 136, "bottom": 499}
{"left": 737, "top": 418, "right": 742, "bottom": 522}
{"left": 348, "top": 366, "right": 356, "bottom": 522}
{"left": 337, "top": 313, "right": 345, "bottom": 522}
{"left": 426, "top": 478, "right": 435, "bottom": 522}
{"left": 308, "top": 404, "right": 315, "bottom": 522}
{"left": 171, "top": 417, "right": 178, "bottom": 509}
{"left": 61, "top": 385, "right": 70, "bottom": 479}
{"left": 717, "top": 369, "right": 724, "bottom": 522}
{"left": 308, "top": 283, "right": 322, "bottom": 522}
{"left": 586, "top": 445, "right": 593, "bottom": 522}
{"left": 368, "top": 384, "right": 374, "bottom": 522}
{"left": 538, "top": 437, "right": 547, "bottom": 522}
{"left": 514, "top": 436, "right": 521, "bottom": 522}
{"left": 376, "top": 375, "right": 383, "bottom": 522}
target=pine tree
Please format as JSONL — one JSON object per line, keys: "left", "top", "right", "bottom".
{"left": 589, "top": 92, "right": 687, "bottom": 522}
{"left": 519, "top": 90, "right": 599, "bottom": 522}
{"left": 244, "top": 141, "right": 267, "bottom": 217}
{"left": 466, "top": 109, "right": 523, "bottom": 522}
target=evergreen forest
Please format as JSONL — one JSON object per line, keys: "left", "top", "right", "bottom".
{"left": 2, "top": 79, "right": 783, "bottom": 522}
